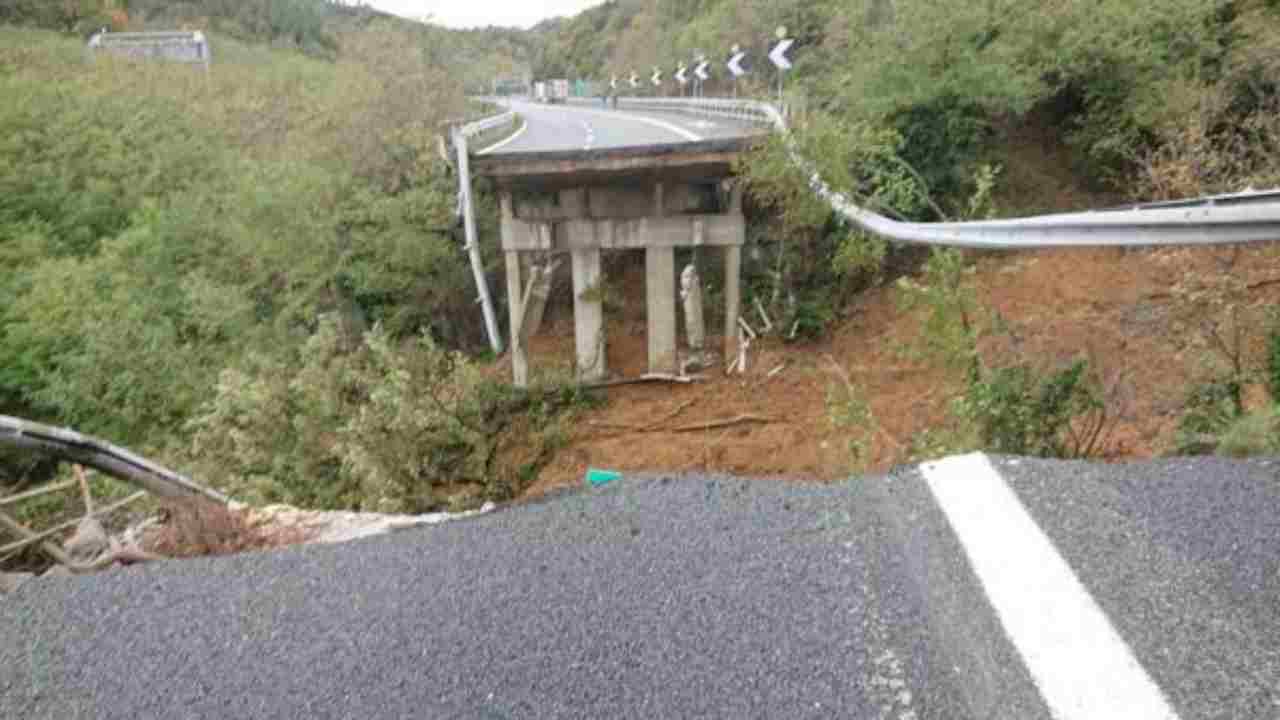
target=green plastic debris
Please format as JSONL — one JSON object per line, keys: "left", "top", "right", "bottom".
{"left": 585, "top": 468, "right": 622, "bottom": 487}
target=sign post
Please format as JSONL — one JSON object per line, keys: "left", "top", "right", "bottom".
{"left": 727, "top": 44, "right": 747, "bottom": 98}
{"left": 694, "top": 56, "right": 710, "bottom": 98}
{"left": 769, "top": 27, "right": 795, "bottom": 102}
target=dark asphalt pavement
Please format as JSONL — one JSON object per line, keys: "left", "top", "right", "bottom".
{"left": 2, "top": 456, "right": 1278, "bottom": 719}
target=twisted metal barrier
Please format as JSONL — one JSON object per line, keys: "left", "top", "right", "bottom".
{"left": 587, "top": 96, "right": 1280, "bottom": 249}
{"left": 448, "top": 111, "right": 522, "bottom": 355}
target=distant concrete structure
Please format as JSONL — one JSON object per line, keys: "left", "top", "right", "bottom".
{"left": 474, "top": 140, "right": 749, "bottom": 386}
{"left": 87, "top": 31, "right": 211, "bottom": 71}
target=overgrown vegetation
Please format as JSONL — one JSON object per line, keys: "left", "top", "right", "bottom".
{"left": 0, "top": 18, "right": 574, "bottom": 541}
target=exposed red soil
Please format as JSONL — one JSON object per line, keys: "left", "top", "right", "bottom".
{"left": 507, "top": 124, "right": 1280, "bottom": 499}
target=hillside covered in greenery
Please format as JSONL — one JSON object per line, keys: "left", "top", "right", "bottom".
{"left": 532, "top": 0, "right": 1279, "bottom": 205}
{"left": 0, "top": 2, "right": 586, "bottom": 537}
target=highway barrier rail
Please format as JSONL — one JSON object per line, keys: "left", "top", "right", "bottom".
{"left": 577, "top": 96, "right": 1280, "bottom": 249}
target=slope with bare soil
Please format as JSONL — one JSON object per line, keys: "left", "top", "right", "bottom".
{"left": 515, "top": 127, "right": 1280, "bottom": 500}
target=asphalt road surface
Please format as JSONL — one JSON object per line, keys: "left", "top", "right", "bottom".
{"left": 476, "top": 99, "right": 763, "bottom": 155}
{"left": 2, "top": 454, "right": 1279, "bottom": 719}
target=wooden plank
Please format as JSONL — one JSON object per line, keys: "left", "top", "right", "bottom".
{"left": 0, "top": 480, "right": 75, "bottom": 508}
{"left": 0, "top": 491, "right": 146, "bottom": 558}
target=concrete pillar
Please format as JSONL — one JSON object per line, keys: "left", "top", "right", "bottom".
{"left": 504, "top": 250, "right": 527, "bottom": 388}
{"left": 646, "top": 246, "right": 677, "bottom": 375}
{"left": 723, "top": 245, "right": 742, "bottom": 367}
{"left": 681, "top": 263, "right": 705, "bottom": 356}
{"left": 500, "top": 191, "right": 529, "bottom": 388}
{"left": 523, "top": 258, "right": 556, "bottom": 339}
{"left": 572, "top": 247, "right": 606, "bottom": 381}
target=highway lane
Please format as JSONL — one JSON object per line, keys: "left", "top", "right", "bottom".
{"left": 3, "top": 455, "right": 1278, "bottom": 718}
{"left": 477, "top": 99, "right": 762, "bottom": 155}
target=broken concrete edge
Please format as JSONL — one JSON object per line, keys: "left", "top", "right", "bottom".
{"left": 6, "top": 502, "right": 501, "bottom": 586}
{"left": 474, "top": 136, "right": 758, "bottom": 168}
{"left": 0, "top": 571, "right": 34, "bottom": 594}
{"left": 230, "top": 501, "right": 499, "bottom": 545}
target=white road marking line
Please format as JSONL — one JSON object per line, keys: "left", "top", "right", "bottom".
{"left": 560, "top": 106, "right": 703, "bottom": 142}
{"left": 921, "top": 453, "right": 1180, "bottom": 720}
{"left": 475, "top": 118, "right": 528, "bottom": 155}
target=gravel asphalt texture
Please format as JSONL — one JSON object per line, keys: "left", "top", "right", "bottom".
{"left": 2, "top": 456, "right": 1278, "bottom": 718}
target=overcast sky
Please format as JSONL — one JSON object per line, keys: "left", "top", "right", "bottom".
{"left": 366, "top": 0, "right": 608, "bottom": 29}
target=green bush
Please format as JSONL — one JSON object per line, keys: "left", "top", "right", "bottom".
{"left": 1267, "top": 317, "right": 1280, "bottom": 404}
{"left": 957, "top": 359, "right": 1108, "bottom": 459}
{"left": 1174, "top": 378, "right": 1245, "bottom": 455}
{"left": 0, "top": 27, "right": 472, "bottom": 450}
{"left": 185, "top": 317, "right": 585, "bottom": 512}
{"left": 740, "top": 113, "right": 925, "bottom": 340}
{"left": 1216, "top": 408, "right": 1280, "bottom": 458}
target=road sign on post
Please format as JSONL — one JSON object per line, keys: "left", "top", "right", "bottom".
{"left": 727, "top": 49, "right": 747, "bottom": 77}
{"left": 769, "top": 27, "right": 795, "bottom": 101}
{"left": 768, "top": 38, "right": 794, "bottom": 70}
{"left": 727, "top": 44, "right": 746, "bottom": 98}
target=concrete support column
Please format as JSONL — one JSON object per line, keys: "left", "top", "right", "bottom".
{"left": 504, "top": 250, "right": 528, "bottom": 388}
{"left": 646, "top": 246, "right": 677, "bottom": 375}
{"left": 571, "top": 248, "right": 606, "bottom": 381}
{"left": 723, "top": 245, "right": 742, "bottom": 367}
{"left": 499, "top": 191, "right": 529, "bottom": 388}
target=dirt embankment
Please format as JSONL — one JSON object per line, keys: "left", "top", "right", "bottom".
{"left": 512, "top": 125, "right": 1280, "bottom": 499}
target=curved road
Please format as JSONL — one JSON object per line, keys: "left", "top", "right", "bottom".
{"left": 3, "top": 455, "right": 1279, "bottom": 718}
{"left": 476, "top": 99, "right": 762, "bottom": 155}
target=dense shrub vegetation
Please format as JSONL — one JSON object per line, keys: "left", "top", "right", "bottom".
{"left": 0, "top": 21, "right": 575, "bottom": 516}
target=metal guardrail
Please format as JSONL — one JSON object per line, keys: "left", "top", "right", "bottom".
{"left": 564, "top": 96, "right": 777, "bottom": 128}
{"left": 449, "top": 111, "right": 518, "bottom": 355}
{"left": 87, "top": 31, "right": 211, "bottom": 71}
{"left": 614, "top": 97, "right": 779, "bottom": 128}
{"left": 461, "top": 111, "right": 517, "bottom": 138}
{"left": 598, "top": 96, "right": 1280, "bottom": 249}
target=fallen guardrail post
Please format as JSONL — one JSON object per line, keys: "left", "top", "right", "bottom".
{"left": 445, "top": 109, "right": 519, "bottom": 356}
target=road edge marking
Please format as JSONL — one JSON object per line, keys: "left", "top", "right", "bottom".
{"left": 566, "top": 106, "right": 703, "bottom": 142}
{"left": 475, "top": 117, "right": 528, "bottom": 155}
{"left": 920, "top": 453, "right": 1180, "bottom": 720}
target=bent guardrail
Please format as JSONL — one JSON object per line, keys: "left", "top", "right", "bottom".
{"left": 602, "top": 96, "right": 1280, "bottom": 249}
{"left": 448, "top": 110, "right": 519, "bottom": 355}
